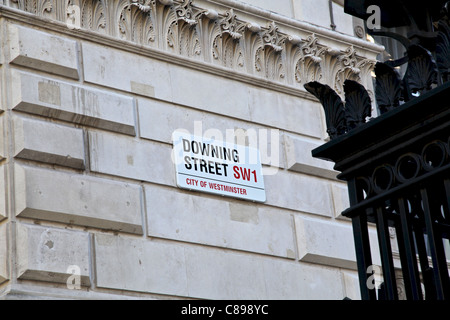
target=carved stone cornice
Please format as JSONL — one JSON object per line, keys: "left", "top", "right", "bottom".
{"left": 0, "top": 0, "right": 383, "bottom": 101}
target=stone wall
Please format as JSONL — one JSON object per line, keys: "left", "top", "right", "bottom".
{"left": 0, "top": 0, "right": 384, "bottom": 299}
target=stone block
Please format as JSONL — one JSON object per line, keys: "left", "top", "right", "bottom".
{"left": 331, "top": 182, "right": 350, "bottom": 219}
{"left": 248, "top": 87, "right": 324, "bottom": 138}
{"left": 332, "top": 2, "right": 355, "bottom": 36}
{"left": 283, "top": 134, "right": 337, "bottom": 179}
{"left": 185, "top": 246, "right": 268, "bottom": 299}
{"left": 186, "top": 246, "right": 344, "bottom": 299}
{"left": 14, "top": 164, "right": 143, "bottom": 234}
{"left": 0, "top": 80, "right": 3, "bottom": 112}
{"left": 94, "top": 233, "right": 268, "bottom": 299}
{"left": 168, "top": 64, "right": 251, "bottom": 120}
{"left": 0, "top": 223, "right": 8, "bottom": 284}
{"left": 296, "top": 217, "right": 355, "bottom": 269}
{"left": 138, "top": 98, "right": 285, "bottom": 169}
{"left": 89, "top": 131, "right": 175, "bottom": 186}
{"left": 293, "top": 0, "right": 331, "bottom": 31}
{"left": 295, "top": 216, "right": 381, "bottom": 269}
{"left": 94, "top": 233, "right": 188, "bottom": 296}
{"left": 239, "top": 0, "right": 295, "bottom": 18}
{"left": 145, "top": 184, "right": 296, "bottom": 258}
{"left": 13, "top": 116, "right": 85, "bottom": 169}
{"left": 0, "top": 165, "right": 6, "bottom": 222}
{"left": 94, "top": 232, "right": 347, "bottom": 299}
{"left": 341, "top": 270, "right": 362, "bottom": 300}
{"left": 16, "top": 223, "right": 90, "bottom": 286}
{"left": 138, "top": 98, "right": 242, "bottom": 144}
{"left": 11, "top": 71, "right": 136, "bottom": 136}
{"left": 262, "top": 259, "right": 345, "bottom": 300}
{"left": 0, "top": 116, "right": 4, "bottom": 160}
{"left": 8, "top": 24, "right": 79, "bottom": 79}
{"left": 263, "top": 170, "right": 334, "bottom": 217}
{"left": 82, "top": 42, "right": 172, "bottom": 101}
{"left": 0, "top": 22, "right": 3, "bottom": 66}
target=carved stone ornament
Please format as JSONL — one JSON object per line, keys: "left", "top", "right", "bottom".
{"left": 218, "top": 9, "right": 243, "bottom": 40}
{"left": 212, "top": 9, "right": 246, "bottom": 69}
{"left": 4, "top": 0, "right": 378, "bottom": 94}
{"left": 10, "top": 0, "right": 54, "bottom": 17}
{"left": 295, "top": 34, "right": 323, "bottom": 84}
{"left": 130, "top": 0, "right": 156, "bottom": 12}
{"left": 261, "top": 21, "right": 285, "bottom": 52}
{"left": 174, "top": 0, "right": 197, "bottom": 26}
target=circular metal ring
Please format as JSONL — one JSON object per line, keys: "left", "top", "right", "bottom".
{"left": 395, "top": 153, "right": 421, "bottom": 183}
{"left": 372, "top": 164, "right": 394, "bottom": 194}
{"left": 421, "top": 140, "right": 447, "bottom": 171}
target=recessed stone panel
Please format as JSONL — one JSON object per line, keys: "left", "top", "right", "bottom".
{"left": 13, "top": 116, "right": 85, "bottom": 169}
{"left": 14, "top": 165, "right": 143, "bottom": 234}
{"left": 8, "top": 24, "right": 79, "bottom": 79}
{"left": 145, "top": 184, "right": 296, "bottom": 258}
{"left": 16, "top": 223, "right": 90, "bottom": 286}
{"left": 11, "top": 71, "right": 136, "bottom": 136}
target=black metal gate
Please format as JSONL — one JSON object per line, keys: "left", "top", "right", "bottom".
{"left": 308, "top": 1, "right": 450, "bottom": 300}
{"left": 311, "top": 82, "right": 450, "bottom": 300}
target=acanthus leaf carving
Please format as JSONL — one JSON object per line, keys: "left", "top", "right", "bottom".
{"left": 66, "top": 0, "right": 106, "bottom": 32}
{"left": 253, "top": 21, "right": 287, "bottom": 81}
{"left": 130, "top": 0, "right": 172, "bottom": 12}
{"left": 10, "top": 0, "right": 53, "bottom": 17}
{"left": 130, "top": 0, "right": 155, "bottom": 12}
{"left": 118, "top": 0, "right": 155, "bottom": 45}
{"left": 334, "top": 46, "right": 361, "bottom": 94}
{"left": 261, "top": 21, "right": 285, "bottom": 52}
{"left": 39, "top": 0, "right": 53, "bottom": 16}
{"left": 174, "top": 0, "right": 197, "bottom": 26}
{"left": 165, "top": 0, "right": 202, "bottom": 58}
{"left": 295, "top": 34, "right": 323, "bottom": 84}
{"left": 212, "top": 9, "right": 245, "bottom": 69}
{"left": 219, "top": 9, "right": 243, "bottom": 40}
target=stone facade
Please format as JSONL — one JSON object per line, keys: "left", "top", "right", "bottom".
{"left": 0, "top": 0, "right": 384, "bottom": 299}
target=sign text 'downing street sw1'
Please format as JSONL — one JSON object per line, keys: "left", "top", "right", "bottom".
{"left": 172, "top": 131, "right": 266, "bottom": 203}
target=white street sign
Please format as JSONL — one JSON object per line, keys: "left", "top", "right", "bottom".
{"left": 172, "top": 131, "right": 266, "bottom": 203}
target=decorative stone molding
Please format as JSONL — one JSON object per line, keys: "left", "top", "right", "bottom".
{"left": 212, "top": 9, "right": 246, "bottom": 70}
{"left": 1, "top": 0, "right": 381, "bottom": 97}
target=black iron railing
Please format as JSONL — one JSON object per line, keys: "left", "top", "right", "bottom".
{"left": 308, "top": 1, "right": 450, "bottom": 300}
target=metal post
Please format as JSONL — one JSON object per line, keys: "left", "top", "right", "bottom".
{"left": 420, "top": 188, "right": 450, "bottom": 300}
{"left": 397, "top": 197, "right": 423, "bottom": 300}
{"left": 375, "top": 206, "right": 398, "bottom": 299}
{"left": 348, "top": 178, "right": 377, "bottom": 300}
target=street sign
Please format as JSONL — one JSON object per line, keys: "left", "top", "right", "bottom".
{"left": 172, "top": 131, "right": 266, "bottom": 203}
